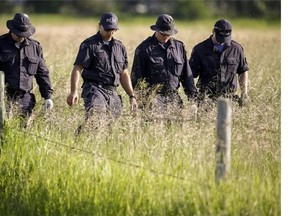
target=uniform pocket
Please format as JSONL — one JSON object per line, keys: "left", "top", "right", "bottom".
{"left": 149, "top": 56, "right": 164, "bottom": 64}
{"left": 149, "top": 56, "right": 164, "bottom": 75}
{"left": 225, "top": 58, "right": 238, "bottom": 74}
{"left": 81, "top": 83, "right": 93, "bottom": 99}
{"left": 94, "top": 51, "right": 105, "bottom": 58}
{"left": 114, "top": 55, "right": 125, "bottom": 73}
{"left": 226, "top": 58, "right": 237, "bottom": 65}
{"left": 92, "top": 50, "right": 106, "bottom": 68}
{"left": 26, "top": 56, "right": 39, "bottom": 75}
{"left": 173, "top": 56, "right": 184, "bottom": 64}
{"left": 1, "top": 53, "right": 15, "bottom": 66}
{"left": 171, "top": 55, "right": 184, "bottom": 76}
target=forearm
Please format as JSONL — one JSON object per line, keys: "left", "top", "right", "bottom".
{"left": 131, "top": 52, "right": 144, "bottom": 88}
{"left": 66, "top": 65, "right": 82, "bottom": 106}
{"left": 182, "top": 61, "right": 198, "bottom": 98}
{"left": 120, "top": 69, "right": 135, "bottom": 97}
{"left": 70, "top": 65, "right": 83, "bottom": 93}
{"left": 239, "top": 71, "right": 248, "bottom": 96}
{"left": 35, "top": 59, "right": 53, "bottom": 98}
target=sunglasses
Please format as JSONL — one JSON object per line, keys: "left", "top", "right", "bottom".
{"left": 214, "top": 27, "right": 232, "bottom": 36}
{"left": 104, "top": 28, "right": 117, "bottom": 32}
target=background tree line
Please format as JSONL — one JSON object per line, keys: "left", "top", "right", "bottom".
{"left": 0, "top": 0, "right": 280, "bottom": 20}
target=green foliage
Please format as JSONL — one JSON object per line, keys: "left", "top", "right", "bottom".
{"left": 208, "top": 0, "right": 280, "bottom": 19}
{"left": 0, "top": 0, "right": 281, "bottom": 20}
{"left": 171, "top": 0, "right": 212, "bottom": 19}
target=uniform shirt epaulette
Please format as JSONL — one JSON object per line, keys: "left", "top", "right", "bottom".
{"left": 134, "top": 36, "right": 152, "bottom": 50}
{"left": 199, "top": 38, "right": 211, "bottom": 46}
{"left": 144, "top": 36, "right": 153, "bottom": 42}
{"left": 26, "top": 37, "right": 40, "bottom": 44}
{"left": 170, "top": 37, "right": 182, "bottom": 43}
{"left": 0, "top": 33, "right": 9, "bottom": 40}
{"left": 113, "top": 38, "right": 123, "bottom": 45}
{"left": 230, "top": 40, "right": 245, "bottom": 50}
{"left": 82, "top": 34, "right": 98, "bottom": 44}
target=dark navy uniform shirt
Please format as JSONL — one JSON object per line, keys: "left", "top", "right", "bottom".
{"left": 74, "top": 31, "right": 128, "bottom": 87}
{"left": 189, "top": 37, "right": 249, "bottom": 96}
{"left": 131, "top": 34, "right": 197, "bottom": 97}
{"left": 0, "top": 33, "right": 53, "bottom": 99}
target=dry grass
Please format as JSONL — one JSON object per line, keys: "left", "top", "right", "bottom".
{"left": 0, "top": 16, "right": 281, "bottom": 215}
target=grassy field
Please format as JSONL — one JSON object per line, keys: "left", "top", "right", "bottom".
{"left": 0, "top": 15, "right": 280, "bottom": 215}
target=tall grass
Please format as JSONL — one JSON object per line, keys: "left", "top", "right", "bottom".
{"left": 0, "top": 16, "right": 280, "bottom": 215}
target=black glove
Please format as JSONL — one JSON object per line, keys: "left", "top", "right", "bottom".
{"left": 187, "top": 91, "right": 198, "bottom": 102}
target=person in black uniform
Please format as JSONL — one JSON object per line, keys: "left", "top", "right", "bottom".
{"left": 189, "top": 19, "right": 249, "bottom": 106}
{"left": 0, "top": 13, "right": 54, "bottom": 120}
{"left": 67, "top": 12, "right": 137, "bottom": 129}
{"left": 131, "top": 14, "right": 197, "bottom": 117}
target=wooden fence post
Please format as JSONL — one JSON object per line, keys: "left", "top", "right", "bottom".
{"left": 215, "top": 98, "right": 232, "bottom": 183}
{"left": 0, "top": 71, "right": 5, "bottom": 131}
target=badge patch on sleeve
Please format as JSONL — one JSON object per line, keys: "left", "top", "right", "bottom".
{"left": 135, "top": 48, "right": 141, "bottom": 56}
{"left": 80, "top": 43, "right": 87, "bottom": 50}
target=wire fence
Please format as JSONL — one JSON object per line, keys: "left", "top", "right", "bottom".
{"left": 1, "top": 103, "right": 230, "bottom": 184}
{"left": 0, "top": 71, "right": 231, "bottom": 183}
{"left": 7, "top": 125, "right": 199, "bottom": 183}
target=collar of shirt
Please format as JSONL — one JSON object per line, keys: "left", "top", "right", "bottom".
{"left": 213, "top": 43, "right": 226, "bottom": 53}
{"left": 209, "top": 35, "right": 231, "bottom": 47}
{"left": 7, "top": 33, "right": 30, "bottom": 49}
{"left": 95, "top": 31, "right": 115, "bottom": 46}
{"left": 151, "top": 34, "right": 174, "bottom": 49}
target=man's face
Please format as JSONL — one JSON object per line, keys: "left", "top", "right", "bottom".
{"left": 213, "top": 28, "right": 232, "bottom": 44}
{"left": 11, "top": 32, "right": 25, "bottom": 43}
{"left": 155, "top": 31, "right": 171, "bottom": 43}
{"left": 99, "top": 24, "right": 117, "bottom": 41}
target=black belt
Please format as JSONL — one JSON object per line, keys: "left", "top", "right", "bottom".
{"left": 199, "top": 91, "right": 239, "bottom": 102}
{"left": 6, "top": 88, "right": 29, "bottom": 95}
{"left": 156, "top": 89, "right": 178, "bottom": 95}
{"left": 86, "top": 81, "right": 116, "bottom": 91}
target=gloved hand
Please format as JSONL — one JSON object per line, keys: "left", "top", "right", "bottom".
{"left": 187, "top": 91, "right": 198, "bottom": 102}
{"left": 43, "top": 99, "right": 54, "bottom": 111}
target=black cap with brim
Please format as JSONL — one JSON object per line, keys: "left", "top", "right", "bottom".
{"left": 100, "top": 12, "right": 119, "bottom": 30}
{"left": 214, "top": 19, "right": 232, "bottom": 44}
{"left": 150, "top": 14, "right": 178, "bottom": 35}
{"left": 150, "top": 25, "right": 178, "bottom": 35}
{"left": 6, "top": 13, "right": 35, "bottom": 37}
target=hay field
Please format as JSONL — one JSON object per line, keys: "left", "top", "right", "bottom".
{"left": 0, "top": 15, "right": 281, "bottom": 215}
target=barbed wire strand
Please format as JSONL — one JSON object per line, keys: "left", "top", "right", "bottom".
{"left": 7, "top": 127, "right": 201, "bottom": 183}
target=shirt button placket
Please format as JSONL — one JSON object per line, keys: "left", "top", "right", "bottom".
{"left": 19, "top": 47, "right": 24, "bottom": 90}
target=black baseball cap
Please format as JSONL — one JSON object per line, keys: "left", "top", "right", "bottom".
{"left": 6, "top": 13, "right": 35, "bottom": 37}
{"left": 100, "top": 12, "right": 119, "bottom": 30}
{"left": 214, "top": 19, "right": 232, "bottom": 44}
{"left": 150, "top": 14, "right": 178, "bottom": 35}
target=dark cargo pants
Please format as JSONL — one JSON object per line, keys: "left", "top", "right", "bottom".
{"left": 143, "top": 91, "right": 183, "bottom": 119}
{"left": 74, "top": 82, "right": 122, "bottom": 135}
{"left": 81, "top": 82, "right": 122, "bottom": 119}
{"left": 6, "top": 89, "right": 36, "bottom": 117}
